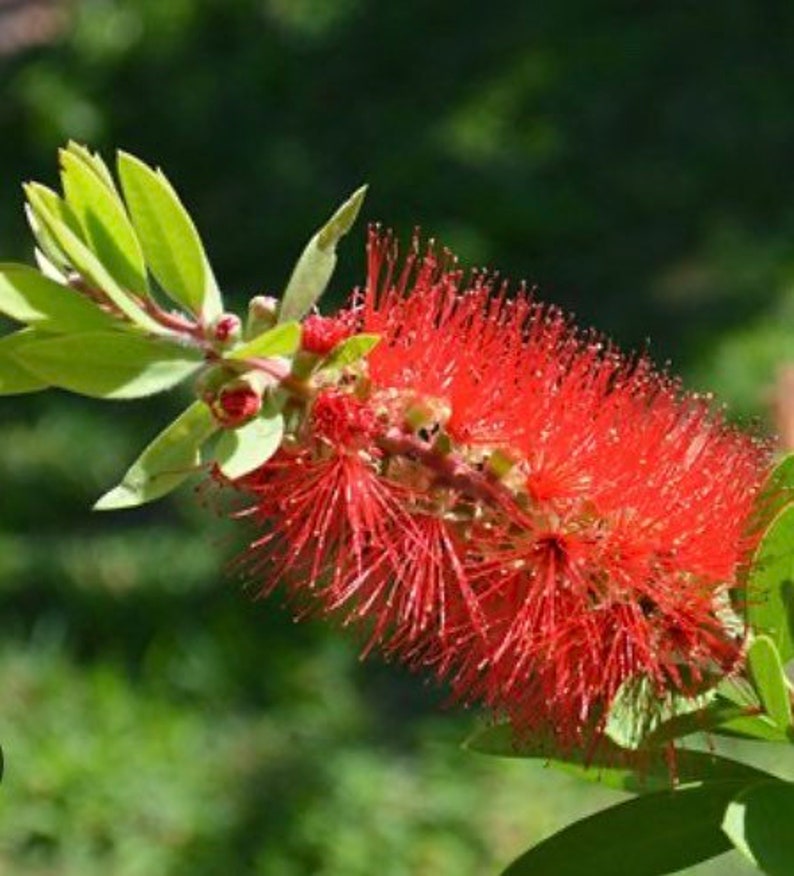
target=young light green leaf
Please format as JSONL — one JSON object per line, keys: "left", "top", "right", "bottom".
{"left": 0, "top": 330, "right": 49, "bottom": 394}
{"left": 746, "top": 502, "right": 794, "bottom": 663}
{"left": 464, "top": 723, "right": 773, "bottom": 794}
{"left": 25, "top": 185, "right": 162, "bottom": 333}
{"left": 278, "top": 185, "right": 367, "bottom": 323}
{"left": 34, "top": 247, "right": 67, "bottom": 282}
{"left": 12, "top": 331, "right": 203, "bottom": 399}
{"left": 214, "top": 411, "right": 284, "bottom": 480}
{"left": 26, "top": 205, "right": 70, "bottom": 275}
{"left": 94, "top": 401, "right": 216, "bottom": 510}
{"left": 60, "top": 148, "right": 148, "bottom": 294}
{"left": 117, "top": 151, "right": 222, "bottom": 320}
{"left": 747, "top": 635, "right": 793, "bottom": 729}
{"left": 229, "top": 321, "right": 302, "bottom": 360}
{"left": 500, "top": 782, "right": 754, "bottom": 876}
{"left": 0, "top": 263, "right": 118, "bottom": 333}
{"left": 25, "top": 182, "right": 83, "bottom": 237}
{"left": 723, "top": 780, "right": 794, "bottom": 876}
{"left": 321, "top": 333, "right": 380, "bottom": 370}
{"left": 64, "top": 141, "right": 118, "bottom": 193}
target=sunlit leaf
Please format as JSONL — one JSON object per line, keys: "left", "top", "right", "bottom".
{"left": 229, "top": 321, "right": 302, "bottom": 360}
{"left": 321, "top": 333, "right": 380, "bottom": 370}
{"left": 723, "top": 780, "right": 794, "bottom": 876}
{"left": 60, "top": 148, "right": 148, "bottom": 294}
{"left": 214, "top": 410, "right": 284, "bottom": 479}
{"left": 746, "top": 502, "right": 794, "bottom": 664}
{"left": 747, "top": 635, "right": 793, "bottom": 730}
{"left": 0, "top": 263, "right": 117, "bottom": 333}
{"left": 94, "top": 401, "right": 216, "bottom": 510}
{"left": 278, "top": 185, "right": 367, "bottom": 322}
{"left": 0, "top": 329, "right": 49, "bottom": 395}
{"left": 117, "top": 151, "right": 222, "bottom": 320}
{"left": 64, "top": 141, "right": 118, "bottom": 193}
{"left": 12, "top": 331, "right": 203, "bottom": 399}
{"left": 25, "top": 185, "right": 162, "bottom": 333}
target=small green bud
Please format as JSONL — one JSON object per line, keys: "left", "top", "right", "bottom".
{"left": 246, "top": 295, "right": 278, "bottom": 339}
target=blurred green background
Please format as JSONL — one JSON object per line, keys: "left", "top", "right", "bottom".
{"left": 2, "top": 2, "right": 794, "bottom": 874}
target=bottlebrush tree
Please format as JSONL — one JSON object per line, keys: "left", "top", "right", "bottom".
{"left": 2, "top": 143, "right": 794, "bottom": 875}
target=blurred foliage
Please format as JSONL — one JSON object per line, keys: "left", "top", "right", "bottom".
{"left": 2, "top": 0, "right": 794, "bottom": 873}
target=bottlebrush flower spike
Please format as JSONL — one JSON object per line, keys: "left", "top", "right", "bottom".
{"left": 221, "top": 227, "right": 772, "bottom": 749}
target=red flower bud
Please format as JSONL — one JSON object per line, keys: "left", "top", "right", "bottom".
{"left": 211, "top": 382, "right": 262, "bottom": 427}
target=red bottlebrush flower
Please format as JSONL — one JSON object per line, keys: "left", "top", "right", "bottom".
{"left": 301, "top": 313, "right": 355, "bottom": 355}
{"left": 223, "top": 227, "right": 772, "bottom": 749}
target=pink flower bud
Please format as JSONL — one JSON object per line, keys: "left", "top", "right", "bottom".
{"left": 209, "top": 313, "right": 242, "bottom": 345}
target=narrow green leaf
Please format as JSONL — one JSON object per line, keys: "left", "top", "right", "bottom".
{"left": 12, "top": 331, "right": 203, "bottom": 399}
{"left": 25, "top": 185, "right": 162, "bottom": 333}
{"left": 0, "top": 263, "right": 118, "bottom": 333}
{"left": 501, "top": 782, "right": 754, "bottom": 876}
{"left": 746, "top": 502, "right": 794, "bottom": 663}
{"left": 641, "top": 700, "right": 756, "bottom": 747}
{"left": 0, "top": 330, "right": 49, "bottom": 394}
{"left": 214, "top": 411, "right": 284, "bottom": 480}
{"left": 465, "top": 723, "right": 773, "bottom": 793}
{"left": 117, "top": 151, "right": 222, "bottom": 320}
{"left": 94, "top": 401, "right": 216, "bottom": 510}
{"left": 723, "top": 780, "right": 794, "bottom": 876}
{"left": 322, "top": 333, "right": 380, "bottom": 370}
{"left": 229, "top": 322, "right": 302, "bottom": 360}
{"left": 713, "top": 714, "right": 791, "bottom": 743}
{"left": 747, "top": 635, "right": 793, "bottom": 729}
{"left": 278, "top": 185, "right": 367, "bottom": 323}
{"left": 60, "top": 149, "right": 148, "bottom": 294}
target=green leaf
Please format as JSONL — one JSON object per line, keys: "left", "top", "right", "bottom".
{"left": 749, "top": 454, "right": 794, "bottom": 532}
{"left": 723, "top": 780, "right": 794, "bottom": 876}
{"left": 713, "top": 714, "right": 791, "bottom": 743}
{"left": 229, "top": 322, "right": 302, "bottom": 360}
{"left": 278, "top": 185, "right": 367, "bottom": 323}
{"left": 321, "top": 333, "right": 380, "bottom": 370}
{"left": 0, "top": 263, "right": 118, "bottom": 333}
{"left": 94, "top": 401, "right": 216, "bottom": 510}
{"left": 64, "top": 141, "right": 118, "bottom": 193}
{"left": 60, "top": 148, "right": 148, "bottom": 294}
{"left": 25, "top": 185, "right": 162, "bottom": 333}
{"left": 0, "top": 330, "right": 49, "bottom": 394}
{"left": 747, "top": 502, "right": 794, "bottom": 663}
{"left": 214, "top": 410, "right": 284, "bottom": 479}
{"left": 747, "top": 635, "right": 793, "bottom": 729}
{"left": 117, "top": 151, "right": 222, "bottom": 320}
{"left": 642, "top": 700, "right": 759, "bottom": 747}
{"left": 465, "top": 723, "right": 773, "bottom": 793}
{"left": 500, "top": 782, "right": 755, "bottom": 876}
{"left": 12, "top": 331, "right": 203, "bottom": 399}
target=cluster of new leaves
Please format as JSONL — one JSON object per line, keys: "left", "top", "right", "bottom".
{"left": 0, "top": 142, "right": 369, "bottom": 508}
{"left": 3, "top": 145, "right": 794, "bottom": 876}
